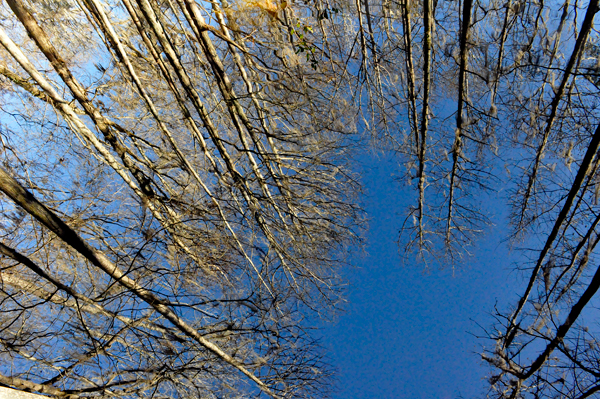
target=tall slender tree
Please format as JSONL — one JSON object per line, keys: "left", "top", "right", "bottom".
{"left": 3, "top": 0, "right": 600, "bottom": 397}
{"left": 0, "top": 0, "right": 361, "bottom": 397}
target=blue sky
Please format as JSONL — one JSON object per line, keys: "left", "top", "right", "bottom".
{"left": 321, "top": 151, "right": 521, "bottom": 399}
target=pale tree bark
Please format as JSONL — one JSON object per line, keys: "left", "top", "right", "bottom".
{"left": 0, "top": 167, "right": 276, "bottom": 396}
{"left": 0, "top": 0, "right": 359, "bottom": 397}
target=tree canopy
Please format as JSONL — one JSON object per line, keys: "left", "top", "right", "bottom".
{"left": 0, "top": 0, "right": 599, "bottom": 398}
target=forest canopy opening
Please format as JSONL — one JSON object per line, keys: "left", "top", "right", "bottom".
{"left": 0, "top": 0, "right": 599, "bottom": 398}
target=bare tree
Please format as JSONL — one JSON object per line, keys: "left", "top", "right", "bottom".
{"left": 340, "top": 0, "right": 600, "bottom": 396}
{"left": 3, "top": 0, "right": 600, "bottom": 397}
{"left": 0, "top": 0, "right": 361, "bottom": 397}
